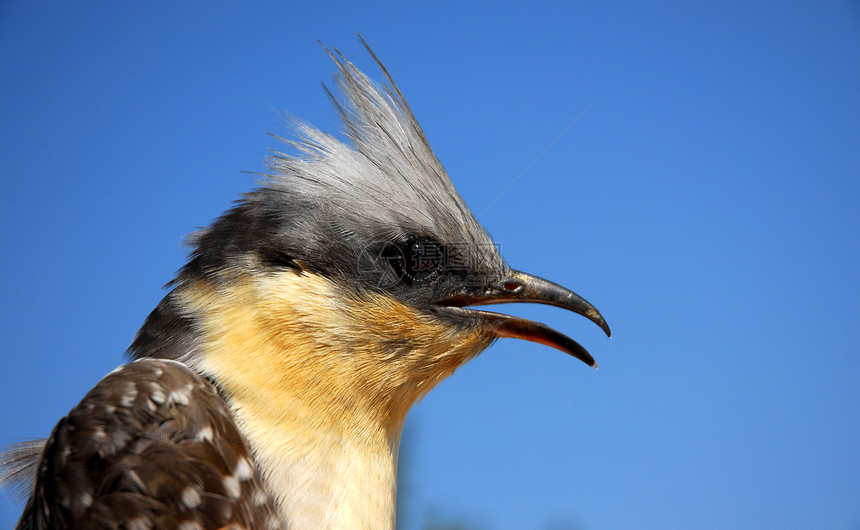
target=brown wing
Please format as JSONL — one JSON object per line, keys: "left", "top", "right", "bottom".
{"left": 16, "top": 359, "right": 283, "bottom": 530}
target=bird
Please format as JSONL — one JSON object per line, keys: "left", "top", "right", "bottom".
{"left": 0, "top": 39, "right": 610, "bottom": 529}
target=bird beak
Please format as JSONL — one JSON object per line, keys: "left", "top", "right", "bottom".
{"left": 439, "top": 270, "right": 610, "bottom": 368}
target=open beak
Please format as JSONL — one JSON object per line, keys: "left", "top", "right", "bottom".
{"left": 439, "top": 270, "right": 610, "bottom": 368}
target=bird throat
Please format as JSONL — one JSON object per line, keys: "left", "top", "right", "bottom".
{"left": 173, "top": 268, "right": 492, "bottom": 528}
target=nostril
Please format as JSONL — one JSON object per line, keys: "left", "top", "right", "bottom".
{"left": 503, "top": 281, "right": 523, "bottom": 293}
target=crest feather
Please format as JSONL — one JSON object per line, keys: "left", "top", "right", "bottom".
{"left": 263, "top": 40, "right": 488, "bottom": 248}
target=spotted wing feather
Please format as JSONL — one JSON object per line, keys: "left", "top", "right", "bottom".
{"left": 15, "top": 359, "right": 282, "bottom": 530}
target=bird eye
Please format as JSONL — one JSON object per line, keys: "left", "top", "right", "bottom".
{"left": 380, "top": 238, "right": 446, "bottom": 284}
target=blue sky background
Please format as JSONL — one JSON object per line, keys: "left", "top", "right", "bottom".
{"left": 1, "top": 2, "right": 858, "bottom": 528}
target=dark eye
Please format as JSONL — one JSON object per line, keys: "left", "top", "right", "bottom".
{"left": 380, "top": 238, "right": 446, "bottom": 284}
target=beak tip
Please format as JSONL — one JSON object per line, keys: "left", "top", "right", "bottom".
{"left": 589, "top": 311, "right": 611, "bottom": 338}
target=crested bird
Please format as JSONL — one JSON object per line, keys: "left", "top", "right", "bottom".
{"left": 0, "top": 40, "right": 610, "bottom": 529}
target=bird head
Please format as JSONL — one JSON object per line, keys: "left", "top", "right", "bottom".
{"left": 129, "top": 41, "right": 609, "bottom": 438}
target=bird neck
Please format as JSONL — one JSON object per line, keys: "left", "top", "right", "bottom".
{"left": 169, "top": 268, "right": 492, "bottom": 529}
{"left": 228, "top": 388, "right": 401, "bottom": 529}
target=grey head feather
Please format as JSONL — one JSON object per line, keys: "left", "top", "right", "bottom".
{"left": 183, "top": 42, "right": 506, "bottom": 298}
{"left": 263, "top": 45, "right": 494, "bottom": 258}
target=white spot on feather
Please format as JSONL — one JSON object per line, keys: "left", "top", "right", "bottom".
{"left": 194, "top": 426, "right": 214, "bottom": 442}
{"left": 167, "top": 388, "right": 190, "bottom": 406}
{"left": 77, "top": 491, "right": 93, "bottom": 509}
{"left": 119, "top": 386, "right": 137, "bottom": 408}
{"left": 251, "top": 488, "right": 268, "bottom": 506}
{"left": 91, "top": 427, "right": 106, "bottom": 444}
{"left": 126, "top": 516, "right": 152, "bottom": 530}
{"left": 235, "top": 457, "right": 254, "bottom": 481}
{"left": 223, "top": 474, "right": 241, "bottom": 499}
{"left": 149, "top": 387, "right": 166, "bottom": 406}
{"left": 181, "top": 486, "right": 202, "bottom": 509}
